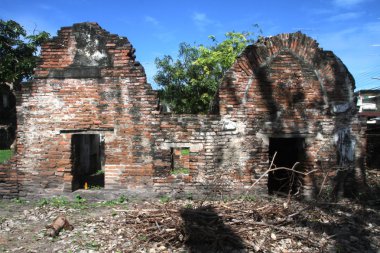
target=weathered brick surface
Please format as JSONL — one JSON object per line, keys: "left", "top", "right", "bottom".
{"left": 152, "top": 115, "right": 261, "bottom": 196}
{"left": 0, "top": 158, "right": 21, "bottom": 198}
{"left": 217, "top": 32, "right": 365, "bottom": 197}
{"left": 2, "top": 24, "right": 364, "bottom": 199}
{"left": 16, "top": 23, "right": 159, "bottom": 197}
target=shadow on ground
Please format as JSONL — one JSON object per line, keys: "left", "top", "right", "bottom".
{"left": 300, "top": 202, "right": 379, "bottom": 252}
{"left": 180, "top": 205, "right": 246, "bottom": 253}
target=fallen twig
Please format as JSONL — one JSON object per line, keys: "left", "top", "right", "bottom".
{"left": 246, "top": 152, "right": 317, "bottom": 194}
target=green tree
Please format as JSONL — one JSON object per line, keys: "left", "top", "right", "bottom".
{"left": 0, "top": 19, "right": 50, "bottom": 85}
{"left": 154, "top": 30, "right": 258, "bottom": 114}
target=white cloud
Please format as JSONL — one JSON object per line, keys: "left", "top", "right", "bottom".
{"left": 38, "top": 4, "right": 53, "bottom": 10}
{"left": 327, "top": 12, "right": 364, "bottom": 22}
{"left": 364, "top": 22, "right": 380, "bottom": 33}
{"left": 154, "top": 31, "right": 175, "bottom": 43}
{"left": 145, "top": 16, "right": 159, "bottom": 26}
{"left": 193, "top": 12, "right": 207, "bottom": 23}
{"left": 192, "top": 12, "right": 220, "bottom": 32}
{"left": 142, "top": 16, "right": 175, "bottom": 43}
{"left": 333, "top": 0, "right": 368, "bottom": 7}
{"left": 371, "top": 44, "right": 380, "bottom": 47}
{"left": 292, "top": 28, "right": 315, "bottom": 31}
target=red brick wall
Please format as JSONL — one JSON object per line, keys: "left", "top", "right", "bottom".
{"left": 16, "top": 23, "right": 159, "bottom": 196}
{"left": 217, "top": 32, "right": 364, "bottom": 198}
{"left": 0, "top": 158, "right": 20, "bottom": 198}
{"left": 5, "top": 25, "right": 364, "bottom": 199}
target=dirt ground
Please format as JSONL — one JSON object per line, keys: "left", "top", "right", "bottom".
{"left": 0, "top": 188, "right": 379, "bottom": 253}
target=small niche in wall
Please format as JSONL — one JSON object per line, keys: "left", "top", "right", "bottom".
{"left": 170, "top": 147, "right": 190, "bottom": 175}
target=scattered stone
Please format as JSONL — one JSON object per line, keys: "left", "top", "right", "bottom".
{"left": 45, "top": 215, "right": 74, "bottom": 237}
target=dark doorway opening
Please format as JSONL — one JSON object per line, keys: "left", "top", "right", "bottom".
{"left": 366, "top": 124, "right": 380, "bottom": 169}
{"left": 268, "top": 137, "right": 305, "bottom": 195}
{"left": 0, "top": 84, "right": 17, "bottom": 149}
{"left": 71, "top": 134, "right": 104, "bottom": 191}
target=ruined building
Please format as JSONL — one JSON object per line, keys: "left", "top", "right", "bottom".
{"left": 0, "top": 23, "right": 365, "bottom": 199}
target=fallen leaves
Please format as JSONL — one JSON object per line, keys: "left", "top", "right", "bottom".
{"left": 0, "top": 196, "right": 379, "bottom": 252}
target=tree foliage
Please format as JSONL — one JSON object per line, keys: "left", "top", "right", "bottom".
{"left": 154, "top": 30, "right": 258, "bottom": 114}
{"left": 0, "top": 19, "right": 50, "bottom": 85}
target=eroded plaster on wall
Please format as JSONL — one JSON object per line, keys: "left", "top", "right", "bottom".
{"left": 1, "top": 24, "right": 365, "bottom": 199}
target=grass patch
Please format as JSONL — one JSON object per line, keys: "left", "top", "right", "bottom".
{"left": 171, "top": 167, "right": 190, "bottom": 175}
{"left": 37, "top": 195, "right": 129, "bottom": 209}
{"left": 94, "top": 169, "right": 104, "bottom": 175}
{"left": 241, "top": 194, "right": 257, "bottom": 202}
{"left": 100, "top": 195, "right": 128, "bottom": 206}
{"left": 181, "top": 148, "right": 190, "bottom": 156}
{"left": 10, "top": 197, "right": 26, "bottom": 204}
{"left": 85, "top": 241, "right": 101, "bottom": 250}
{"left": 159, "top": 195, "right": 171, "bottom": 203}
{"left": 38, "top": 195, "right": 88, "bottom": 209}
{"left": 0, "top": 149, "right": 12, "bottom": 163}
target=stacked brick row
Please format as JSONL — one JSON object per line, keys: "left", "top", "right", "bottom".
{"left": 4, "top": 24, "right": 363, "bottom": 199}
{"left": 218, "top": 32, "right": 363, "bottom": 197}
{"left": 0, "top": 158, "right": 20, "bottom": 198}
{"left": 151, "top": 114, "right": 257, "bottom": 196}
{"left": 16, "top": 23, "right": 159, "bottom": 196}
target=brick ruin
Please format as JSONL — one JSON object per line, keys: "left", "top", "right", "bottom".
{"left": 0, "top": 23, "right": 365, "bottom": 199}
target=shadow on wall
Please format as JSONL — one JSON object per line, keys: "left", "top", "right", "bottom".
{"left": 180, "top": 205, "right": 245, "bottom": 252}
{"left": 255, "top": 64, "right": 311, "bottom": 196}
{"left": 330, "top": 57, "right": 363, "bottom": 201}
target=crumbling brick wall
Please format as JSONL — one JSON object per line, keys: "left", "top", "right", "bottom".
{"left": 16, "top": 23, "right": 159, "bottom": 196}
{"left": 0, "top": 158, "right": 20, "bottom": 198}
{"left": 7, "top": 24, "right": 364, "bottom": 199}
{"left": 152, "top": 115, "right": 254, "bottom": 196}
{"left": 216, "top": 32, "right": 365, "bottom": 198}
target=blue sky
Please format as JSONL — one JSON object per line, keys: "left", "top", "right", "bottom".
{"left": 1, "top": 0, "right": 379, "bottom": 90}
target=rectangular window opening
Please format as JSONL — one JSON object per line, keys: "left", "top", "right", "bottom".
{"left": 170, "top": 147, "right": 190, "bottom": 175}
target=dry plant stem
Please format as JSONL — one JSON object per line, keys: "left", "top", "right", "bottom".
{"left": 318, "top": 172, "right": 329, "bottom": 198}
{"left": 287, "top": 206, "right": 311, "bottom": 219}
{"left": 109, "top": 199, "right": 371, "bottom": 252}
{"left": 286, "top": 172, "right": 296, "bottom": 205}
{"left": 247, "top": 222, "right": 319, "bottom": 246}
{"left": 113, "top": 208, "right": 179, "bottom": 213}
{"left": 246, "top": 152, "right": 317, "bottom": 194}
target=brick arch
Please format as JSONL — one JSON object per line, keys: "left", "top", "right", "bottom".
{"left": 218, "top": 32, "right": 355, "bottom": 116}
{"left": 244, "top": 32, "right": 322, "bottom": 70}
{"left": 261, "top": 50, "right": 325, "bottom": 113}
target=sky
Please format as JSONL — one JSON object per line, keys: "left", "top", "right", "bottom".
{"left": 1, "top": 0, "right": 380, "bottom": 90}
